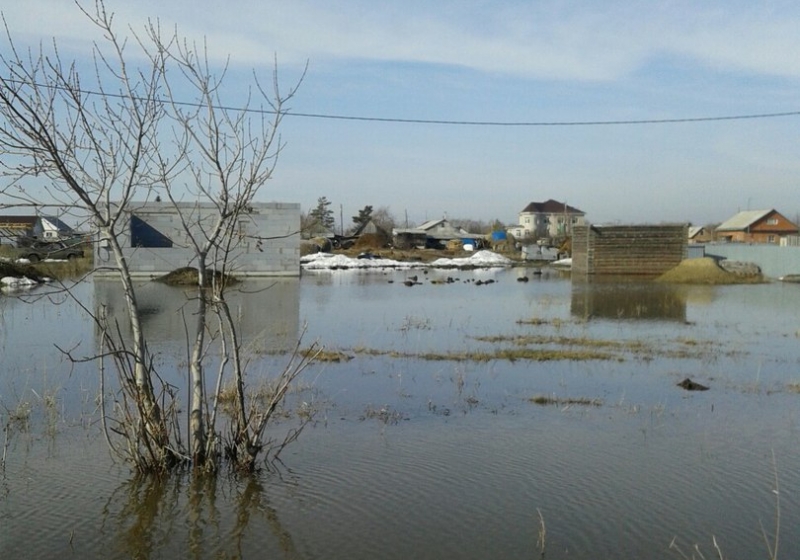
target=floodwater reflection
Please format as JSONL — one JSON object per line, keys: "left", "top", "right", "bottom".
{"left": 93, "top": 278, "right": 301, "bottom": 355}
{"left": 7, "top": 272, "right": 800, "bottom": 559}
{"left": 570, "top": 275, "right": 687, "bottom": 321}
{"left": 103, "top": 473, "right": 300, "bottom": 559}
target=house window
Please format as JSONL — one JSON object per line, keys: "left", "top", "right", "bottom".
{"left": 766, "top": 218, "right": 778, "bottom": 225}
{"left": 524, "top": 217, "right": 530, "bottom": 224}
{"left": 768, "top": 235, "right": 775, "bottom": 243}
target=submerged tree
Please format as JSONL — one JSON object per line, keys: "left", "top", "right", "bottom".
{"left": 0, "top": 0, "right": 314, "bottom": 473}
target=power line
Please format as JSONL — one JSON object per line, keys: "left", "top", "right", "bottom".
{"left": 282, "top": 109, "right": 800, "bottom": 126}
{"left": 6, "top": 76, "right": 800, "bottom": 126}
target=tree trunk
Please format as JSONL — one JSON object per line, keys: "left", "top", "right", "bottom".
{"left": 189, "top": 260, "right": 208, "bottom": 467}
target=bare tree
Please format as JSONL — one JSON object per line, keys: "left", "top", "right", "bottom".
{"left": 0, "top": 0, "right": 313, "bottom": 473}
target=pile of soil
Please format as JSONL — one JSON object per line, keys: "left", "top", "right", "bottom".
{"left": 353, "top": 232, "right": 390, "bottom": 249}
{"left": 154, "top": 267, "right": 238, "bottom": 287}
{"left": 656, "top": 258, "right": 763, "bottom": 285}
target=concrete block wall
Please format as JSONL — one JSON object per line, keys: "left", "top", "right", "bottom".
{"left": 95, "top": 202, "right": 300, "bottom": 277}
{"left": 703, "top": 243, "right": 800, "bottom": 278}
{"left": 573, "top": 224, "right": 687, "bottom": 276}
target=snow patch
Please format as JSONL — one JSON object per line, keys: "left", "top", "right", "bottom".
{"left": 429, "top": 250, "right": 512, "bottom": 268}
{"left": 1, "top": 276, "right": 40, "bottom": 292}
{"left": 301, "top": 250, "right": 513, "bottom": 270}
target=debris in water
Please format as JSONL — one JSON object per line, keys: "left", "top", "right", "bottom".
{"left": 677, "top": 378, "right": 709, "bottom": 391}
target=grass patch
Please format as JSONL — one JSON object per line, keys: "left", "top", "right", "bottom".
{"left": 361, "top": 404, "right": 406, "bottom": 424}
{"left": 516, "top": 317, "right": 568, "bottom": 327}
{"left": 529, "top": 395, "right": 603, "bottom": 407}
{"left": 1, "top": 245, "right": 93, "bottom": 280}
{"left": 785, "top": 382, "right": 800, "bottom": 394}
{"left": 474, "top": 333, "right": 648, "bottom": 351}
{"left": 471, "top": 333, "right": 723, "bottom": 361}
{"left": 304, "top": 348, "right": 353, "bottom": 362}
{"left": 351, "top": 346, "right": 621, "bottom": 362}
{"left": 29, "top": 257, "right": 93, "bottom": 280}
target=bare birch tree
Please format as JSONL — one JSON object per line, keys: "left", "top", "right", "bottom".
{"left": 0, "top": 0, "right": 311, "bottom": 473}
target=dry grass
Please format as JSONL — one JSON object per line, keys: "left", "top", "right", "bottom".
{"left": 0, "top": 245, "right": 93, "bottom": 280}
{"left": 784, "top": 382, "right": 800, "bottom": 394}
{"left": 31, "top": 257, "right": 93, "bottom": 280}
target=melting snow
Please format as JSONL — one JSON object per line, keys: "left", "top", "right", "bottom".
{"left": 1, "top": 276, "right": 40, "bottom": 292}
{"left": 301, "top": 250, "right": 513, "bottom": 270}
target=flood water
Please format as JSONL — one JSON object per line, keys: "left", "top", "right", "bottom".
{"left": 2, "top": 267, "right": 800, "bottom": 559}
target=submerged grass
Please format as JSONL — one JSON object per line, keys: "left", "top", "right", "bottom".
{"left": 472, "top": 333, "right": 725, "bottom": 361}
{"left": 351, "top": 346, "right": 620, "bottom": 362}
{"left": 302, "top": 348, "right": 353, "bottom": 362}
{"left": 529, "top": 395, "right": 603, "bottom": 407}
{"left": 515, "top": 317, "right": 570, "bottom": 328}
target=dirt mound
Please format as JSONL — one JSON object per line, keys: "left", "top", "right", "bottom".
{"left": 656, "top": 258, "right": 763, "bottom": 285}
{"left": 154, "top": 267, "right": 238, "bottom": 287}
{"left": 354, "top": 232, "right": 390, "bottom": 249}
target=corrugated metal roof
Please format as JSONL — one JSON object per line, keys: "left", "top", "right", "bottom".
{"left": 417, "top": 219, "right": 446, "bottom": 231}
{"left": 716, "top": 209, "right": 773, "bottom": 231}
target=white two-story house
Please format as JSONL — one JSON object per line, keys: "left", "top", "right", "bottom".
{"left": 507, "top": 199, "right": 586, "bottom": 240}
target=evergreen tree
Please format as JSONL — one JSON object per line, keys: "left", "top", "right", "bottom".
{"left": 309, "top": 196, "right": 335, "bottom": 230}
{"left": 352, "top": 205, "right": 373, "bottom": 227}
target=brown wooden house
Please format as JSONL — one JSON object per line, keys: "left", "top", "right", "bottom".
{"left": 715, "top": 209, "right": 798, "bottom": 244}
{"left": 687, "top": 225, "right": 713, "bottom": 244}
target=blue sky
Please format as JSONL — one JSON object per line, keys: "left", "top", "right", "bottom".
{"left": 5, "top": 1, "right": 800, "bottom": 227}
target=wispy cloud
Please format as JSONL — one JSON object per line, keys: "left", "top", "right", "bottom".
{"left": 7, "top": 1, "right": 800, "bottom": 80}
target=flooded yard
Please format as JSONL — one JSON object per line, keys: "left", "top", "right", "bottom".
{"left": 2, "top": 267, "right": 800, "bottom": 559}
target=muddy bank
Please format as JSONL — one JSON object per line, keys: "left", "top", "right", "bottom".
{"left": 153, "top": 267, "right": 239, "bottom": 287}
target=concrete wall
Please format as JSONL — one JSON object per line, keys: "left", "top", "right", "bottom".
{"left": 573, "top": 224, "right": 687, "bottom": 276}
{"left": 95, "top": 202, "right": 300, "bottom": 277}
{"left": 702, "top": 243, "right": 800, "bottom": 278}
